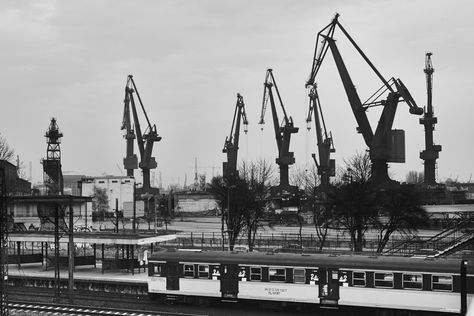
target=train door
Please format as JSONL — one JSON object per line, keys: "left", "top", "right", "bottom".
{"left": 318, "top": 267, "right": 340, "bottom": 306}
{"left": 220, "top": 263, "right": 239, "bottom": 300}
{"left": 165, "top": 261, "right": 180, "bottom": 290}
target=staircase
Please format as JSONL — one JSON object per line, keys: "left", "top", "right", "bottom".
{"left": 383, "top": 218, "right": 474, "bottom": 257}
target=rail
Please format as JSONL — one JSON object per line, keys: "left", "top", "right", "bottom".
{"left": 9, "top": 301, "right": 206, "bottom": 316}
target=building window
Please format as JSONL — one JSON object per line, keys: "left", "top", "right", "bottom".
{"left": 403, "top": 273, "right": 422, "bottom": 290}
{"left": 184, "top": 264, "right": 194, "bottom": 278}
{"left": 269, "top": 267, "right": 286, "bottom": 282}
{"left": 198, "top": 265, "right": 209, "bottom": 279}
{"left": 250, "top": 267, "right": 261, "bottom": 281}
{"left": 432, "top": 275, "right": 452, "bottom": 291}
{"left": 112, "top": 180, "right": 118, "bottom": 183}
{"left": 98, "top": 181, "right": 105, "bottom": 184}
{"left": 353, "top": 271, "right": 366, "bottom": 287}
{"left": 293, "top": 268, "right": 305, "bottom": 284}
{"left": 374, "top": 272, "right": 394, "bottom": 288}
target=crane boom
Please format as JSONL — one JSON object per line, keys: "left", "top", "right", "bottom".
{"left": 308, "top": 15, "right": 423, "bottom": 187}
{"left": 223, "top": 93, "right": 248, "bottom": 180}
{"left": 260, "top": 69, "right": 299, "bottom": 197}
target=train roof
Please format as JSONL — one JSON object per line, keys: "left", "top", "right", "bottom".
{"left": 149, "top": 249, "right": 474, "bottom": 274}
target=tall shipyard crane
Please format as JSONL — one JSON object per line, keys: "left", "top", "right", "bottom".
{"left": 222, "top": 93, "right": 248, "bottom": 181}
{"left": 260, "top": 69, "right": 299, "bottom": 198}
{"left": 122, "top": 75, "right": 161, "bottom": 191}
{"left": 420, "top": 53, "right": 441, "bottom": 185}
{"left": 306, "top": 84, "right": 335, "bottom": 198}
{"left": 306, "top": 14, "right": 423, "bottom": 188}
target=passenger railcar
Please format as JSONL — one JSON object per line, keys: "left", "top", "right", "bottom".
{"left": 147, "top": 250, "right": 473, "bottom": 313}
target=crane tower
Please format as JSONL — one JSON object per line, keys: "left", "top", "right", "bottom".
{"left": 419, "top": 53, "right": 441, "bottom": 185}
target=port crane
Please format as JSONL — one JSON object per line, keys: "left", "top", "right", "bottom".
{"left": 306, "top": 84, "right": 335, "bottom": 197}
{"left": 121, "top": 75, "right": 161, "bottom": 191}
{"left": 260, "top": 69, "right": 299, "bottom": 197}
{"left": 420, "top": 53, "right": 441, "bottom": 185}
{"left": 222, "top": 93, "right": 248, "bottom": 181}
{"left": 306, "top": 14, "right": 423, "bottom": 187}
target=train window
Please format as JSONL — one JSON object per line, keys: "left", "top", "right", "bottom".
{"left": 402, "top": 273, "right": 422, "bottom": 290}
{"left": 339, "top": 270, "right": 349, "bottom": 286}
{"left": 353, "top": 271, "right": 366, "bottom": 287}
{"left": 308, "top": 268, "right": 319, "bottom": 285}
{"left": 211, "top": 266, "right": 221, "bottom": 280}
{"left": 198, "top": 265, "right": 209, "bottom": 279}
{"left": 374, "top": 272, "right": 393, "bottom": 288}
{"left": 432, "top": 275, "right": 452, "bottom": 291}
{"left": 153, "top": 264, "right": 162, "bottom": 276}
{"left": 250, "top": 267, "right": 262, "bottom": 281}
{"left": 294, "top": 268, "right": 305, "bottom": 283}
{"left": 269, "top": 267, "right": 286, "bottom": 282}
{"left": 239, "top": 266, "right": 247, "bottom": 281}
{"left": 184, "top": 264, "right": 195, "bottom": 278}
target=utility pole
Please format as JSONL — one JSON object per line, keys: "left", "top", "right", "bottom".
{"left": 68, "top": 199, "right": 74, "bottom": 305}
{"left": 0, "top": 167, "right": 9, "bottom": 316}
{"left": 114, "top": 198, "right": 119, "bottom": 233}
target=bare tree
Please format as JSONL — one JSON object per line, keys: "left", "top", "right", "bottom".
{"left": 329, "top": 152, "right": 377, "bottom": 252}
{"left": 240, "top": 159, "right": 274, "bottom": 251}
{"left": 375, "top": 185, "right": 429, "bottom": 252}
{"left": 406, "top": 170, "right": 424, "bottom": 184}
{"left": 0, "top": 133, "right": 15, "bottom": 162}
{"left": 91, "top": 186, "right": 109, "bottom": 223}
{"left": 208, "top": 176, "right": 248, "bottom": 250}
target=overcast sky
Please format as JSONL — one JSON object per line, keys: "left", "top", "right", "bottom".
{"left": 1, "top": 0, "right": 473, "bottom": 187}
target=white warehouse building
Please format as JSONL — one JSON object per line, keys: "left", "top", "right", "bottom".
{"left": 80, "top": 175, "right": 144, "bottom": 218}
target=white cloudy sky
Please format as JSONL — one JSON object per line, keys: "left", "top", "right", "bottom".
{"left": 1, "top": 0, "right": 473, "bottom": 187}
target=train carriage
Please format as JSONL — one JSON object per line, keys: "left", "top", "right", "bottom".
{"left": 147, "top": 250, "right": 473, "bottom": 313}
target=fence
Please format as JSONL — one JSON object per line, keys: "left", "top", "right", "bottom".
{"left": 158, "top": 231, "right": 437, "bottom": 255}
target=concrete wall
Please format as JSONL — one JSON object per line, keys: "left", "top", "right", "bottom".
{"left": 174, "top": 192, "right": 218, "bottom": 215}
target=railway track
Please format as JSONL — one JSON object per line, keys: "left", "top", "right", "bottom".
{"left": 9, "top": 301, "right": 207, "bottom": 316}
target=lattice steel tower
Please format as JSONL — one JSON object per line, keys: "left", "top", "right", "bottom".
{"left": 42, "top": 118, "right": 64, "bottom": 195}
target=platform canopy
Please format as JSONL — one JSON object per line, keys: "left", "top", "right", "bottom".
{"left": 9, "top": 231, "right": 177, "bottom": 245}
{"left": 8, "top": 194, "right": 92, "bottom": 204}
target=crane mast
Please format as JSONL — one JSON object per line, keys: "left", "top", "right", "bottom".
{"left": 223, "top": 93, "right": 248, "bottom": 181}
{"left": 307, "top": 14, "right": 423, "bottom": 188}
{"left": 260, "top": 69, "right": 299, "bottom": 197}
{"left": 306, "top": 84, "right": 335, "bottom": 196}
{"left": 419, "top": 53, "right": 441, "bottom": 185}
